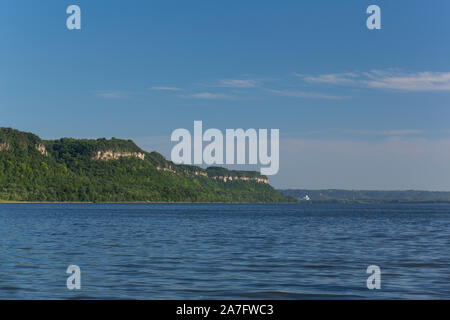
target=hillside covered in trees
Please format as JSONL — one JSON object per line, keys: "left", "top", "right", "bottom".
{"left": 0, "top": 128, "right": 296, "bottom": 203}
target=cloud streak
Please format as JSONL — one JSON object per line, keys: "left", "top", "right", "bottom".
{"left": 184, "top": 92, "right": 233, "bottom": 99}
{"left": 217, "top": 79, "right": 258, "bottom": 88}
{"left": 269, "top": 89, "right": 343, "bottom": 100}
{"left": 298, "top": 71, "right": 450, "bottom": 92}
{"left": 296, "top": 72, "right": 358, "bottom": 85}
{"left": 150, "top": 86, "right": 182, "bottom": 91}
{"left": 96, "top": 90, "right": 128, "bottom": 99}
{"left": 344, "top": 129, "right": 422, "bottom": 136}
{"left": 366, "top": 71, "right": 450, "bottom": 91}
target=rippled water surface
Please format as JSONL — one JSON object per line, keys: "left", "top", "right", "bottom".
{"left": 1, "top": 203, "right": 450, "bottom": 299}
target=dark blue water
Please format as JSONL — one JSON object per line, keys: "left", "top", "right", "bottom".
{"left": 1, "top": 203, "right": 449, "bottom": 299}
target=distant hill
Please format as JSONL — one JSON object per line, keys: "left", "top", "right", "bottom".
{"left": 279, "top": 189, "right": 450, "bottom": 203}
{"left": 0, "top": 127, "right": 296, "bottom": 203}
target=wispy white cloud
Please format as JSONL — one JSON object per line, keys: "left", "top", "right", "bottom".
{"left": 217, "top": 79, "right": 258, "bottom": 88}
{"left": 299, "top": 70, "right": 450, "bottom": 92}
{"left": 150, "top": 86, "right": 182, "bottom": 91}
{"left": 344, "top": 129, "right": 422, "bottom": 136}
{"left": 365, "top": 71, "right": 450, "bottom": 91}
{"left": 96, "top": 90, "right": 128, "bottom": 99}
{"left": 296, "top": 72, "right": 358, "bottom": 85}
{"left": 184, "top": 92, "right": 233, "bottom": 99}
{"left": 269, "top": 89, "right": 343, "bottom": 100}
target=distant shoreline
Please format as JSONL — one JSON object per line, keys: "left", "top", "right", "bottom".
{"left": 1, "top": 200, "right": 450, "bottom": 205}
{"left": 279, "top": 189, "right": 450, "bottom": 204}
{"left": 299, "top": 200, "right": 450, "bottom": 204}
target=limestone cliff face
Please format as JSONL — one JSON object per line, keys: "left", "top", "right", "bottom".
{"left": 0, "top": 142, "right": 10, "bottom": 151}
{"left": 35, "top": 143, "right": 48, "bottom": 156}
{"left": 212, "top": 176, "right": 269, "bottom": 184}
{"left": 158, "top": 167, "right": 208, "bottom": 177}
{"left": 181, "top": 169, "right": 208, "bottom": 177}
{"left": 156, "top": 166, "right": 176, "bottom": 174}
{"left": 157, "top": 166, "right": 267, "bottom": 183}
{"left": 0, "top": 142, "right": 48, "bottom": 156}
{"left": 192, "top": 171, "right": 208, "bottom": 177}
{"left": 92, "top": 150, "right": 145, "bottom": 161}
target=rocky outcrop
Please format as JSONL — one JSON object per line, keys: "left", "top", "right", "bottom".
{"left": 36, "top": 143, "right": 48, "bottom": 156}
{"left": 0, "top": 142, "right": 48, "bottom": 156}
{"left": 193, "top": 171, "right": 208, "bottom": 177}
{"left": 92, "top": 151, "right": 145, "bottom": 161}
{"left": 212, "top": 176, "right": 268, "bottom": 184}
{"left": 156, "top": 166, "right": 177, "bottom": 174}
{"left": 0, "top": 142, "right": 10, "bottom": 151}
{"left": 183, "top": 170, "right": 208, "bottom": 177}
{"left": 158, "top": 166, "right": 267, "bottom": 183}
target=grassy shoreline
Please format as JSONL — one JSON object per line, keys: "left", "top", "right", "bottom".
{"left": 0, "top": 200, "right": 298, "bottom": 204}
{"left": 1, "top": 200, "right": 450, "bottom": 204}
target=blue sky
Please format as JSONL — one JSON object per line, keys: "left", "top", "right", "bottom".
{"left": 1, "top": 1, "right": 450, "bottom": 190}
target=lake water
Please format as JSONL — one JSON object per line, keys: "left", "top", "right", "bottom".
{"left": 1, "top": 203, "right": 449, "bottom": 299}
